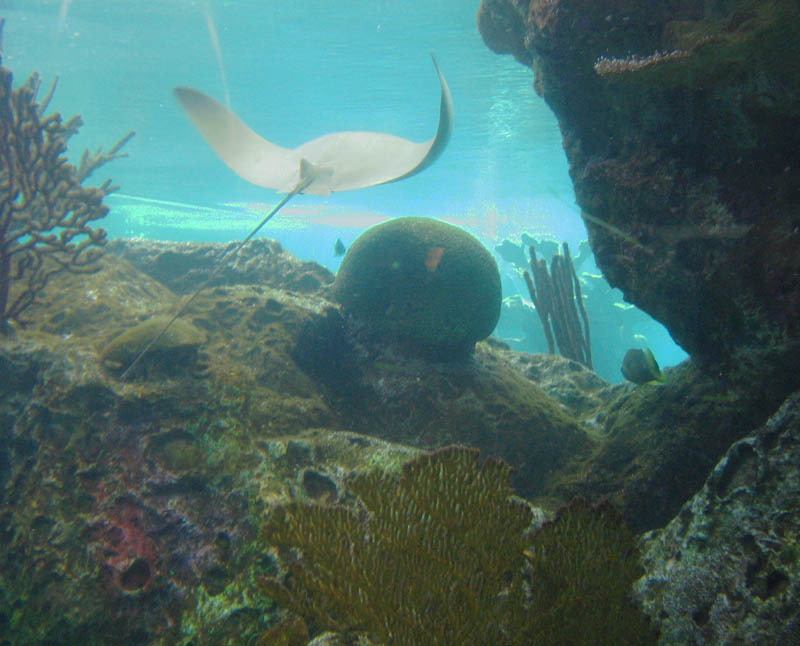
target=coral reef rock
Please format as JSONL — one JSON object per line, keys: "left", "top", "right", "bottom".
{"left": 1, "top": 236, "right": 789, "bottom": 644}
{"left": 0, "top": 326, "right": 419, "bottom": 644}
{"left": 332, "top": 217, "right": 501, "bottom": 359}
{"left": 477, "top": 0, "right": 800, "bottom": 410}
{"left": 293, "top": 322, "right": 590, "bottom": 497}
{"left": 503, "top": 353, "right": 770, "bottom": 532}
{"left": 0, "top": 238, "right": 577, "bottom": 644}
{"left": 107, "top": 237, "right": 334, "bottom": 295}
{"left": 635, "top": 391, "right": 800, "bottom": 645}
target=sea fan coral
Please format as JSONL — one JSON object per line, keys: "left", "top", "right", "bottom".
{"left": 261, "top": 446, "right": 657, "bottom": 645}
{"left": 0, "top": 34, "right": 132, "bottom": 331}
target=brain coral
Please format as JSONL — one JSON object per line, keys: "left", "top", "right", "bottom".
{"left": 332, "top": 217, "right": 501, "bottom": 358}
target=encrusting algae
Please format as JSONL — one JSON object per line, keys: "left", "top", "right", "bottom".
{"left": 102, "top": 315, "right": 206, "bottom": 376}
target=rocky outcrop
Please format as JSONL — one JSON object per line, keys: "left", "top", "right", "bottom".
{"left": 107, "top": 237, "right": 334, "bottom": 295}
{"left": 635, "top": 391, "right": 800, "bottom": 645}
{"left": 0, "top": 237, "right": 789, "bottom": 643}
{"left": 0, "top": 330, "right": 418, "bottom": 643}
{"left": 0, "top": 240, "right": 586, "bottom": 643}
{"left": 478, "top": 0, "right": 800, "bottom": 410}
{"left": 509, "top": 354, "right": 770, "bottom": 531}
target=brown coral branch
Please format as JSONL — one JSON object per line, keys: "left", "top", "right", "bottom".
{"left": 77, "top": 130, "right": 134, "bottom": 183}
{"left": 566, "top": 243, "right": 593, "bottom": 369}
{"left": 0, "top": 57, "right": 133, "bottom": 330}
{"left": 523, "top": 242, "right": 592, "bottom": 368}
{"left": 523, "top": 247, "right": 555, "bottom": 355}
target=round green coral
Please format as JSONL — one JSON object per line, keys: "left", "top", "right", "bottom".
{"left": 332, "top": 217, "right": 501, "bottom": 358}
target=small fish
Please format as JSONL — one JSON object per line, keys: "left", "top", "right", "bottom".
{"left": 425, "top": 246, "right": 445, "bottom": 272}
{"left": 621, "top": 348, "right": 665, "bottom": 385}
{"left": 333, "top": 238, "right": 346, "bottom": 257}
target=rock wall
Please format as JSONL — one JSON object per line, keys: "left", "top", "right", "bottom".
{"left": 478, "top": 0, "right": 800, "bottom": 409}
{"left": 635, "top": 392, "right": 800, "bottom": 644}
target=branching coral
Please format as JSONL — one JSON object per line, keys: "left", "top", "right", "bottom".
{"left": 524, "top": 242, "right": 593, "bottom": 369}
{"left": 521, "top": 498, "right": 657, "bottom": 644}
{"left": 0, "top": 27, "right": 133, "bottom": 331}
{"left": 262, "top": 446, "right": 532, "bottom": 644}
{"left": 261, "top": 446, "right": 656, "bottom": 645}
{"left": 593, "top": 49, "right": 691, "bottom": 76}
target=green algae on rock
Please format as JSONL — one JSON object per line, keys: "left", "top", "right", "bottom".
{"left": 531, "top": 358, "right": 770, "bottom": 532}
{"left": 332, "top": 217, "right": 501, "bottom": 359}
{"left": 293, "top": 322, "right": 590, "bottom": 498}
{"left": 3, "top": 234, "right": 778, "bottom": 644}
{"left": 101, "top": 315, "right": 206, "bottom": 376}
{"left": 6, "top": 234, "right": 772, "bottom": 645}
{"left": 0, "top": 327, "right": 421, "bottom": 645}
{"left": 106, "top": 238, "right": 334, "bottom": 296}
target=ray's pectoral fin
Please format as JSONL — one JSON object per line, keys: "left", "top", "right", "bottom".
{"left": 174, "top": 54, "right": 453, "bottom": 196}
{"left": 406, "top": 55, "right": 453, "bottom": 178}
{"left": 173, "top": 86, "right": 298, "bottom": 191}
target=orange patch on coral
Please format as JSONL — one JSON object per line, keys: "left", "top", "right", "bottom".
{"left": 425, "top": 246, "right": 445, "bottom": 272}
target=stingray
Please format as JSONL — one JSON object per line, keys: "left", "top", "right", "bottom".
{"left": 120, "top": 55, "right": 453, "bottom": 379}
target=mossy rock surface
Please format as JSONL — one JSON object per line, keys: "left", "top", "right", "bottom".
{"left": 332, "top": 217, "right": 501, "bottom": 358}
{"left": 101, "top": 315, "right": 206, "bottom": 373}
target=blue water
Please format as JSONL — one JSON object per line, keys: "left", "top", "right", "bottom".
{"left": 2, "top": 0, "right": 687, "bottom": 380}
